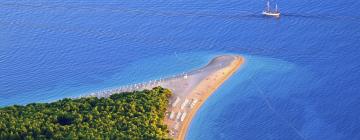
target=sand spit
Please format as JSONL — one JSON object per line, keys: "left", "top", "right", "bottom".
{"left": 86, "top": 55, "right": 244, "bottom": 139}
{"left": 162, "top": 55, "right": 243, "bottom": 139}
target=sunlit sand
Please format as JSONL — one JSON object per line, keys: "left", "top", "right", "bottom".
{"left": 87, "top": 55, "right": 244, "bottom": 139}
{"left": 161, "top": 55, "right": 243, "bottom": 139}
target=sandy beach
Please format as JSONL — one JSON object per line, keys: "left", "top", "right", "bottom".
{"left": 88, "top": 55, "right": 244, "bottom": 139}
{"left": 160, "top": 55, "right": 244, "bottom": 139}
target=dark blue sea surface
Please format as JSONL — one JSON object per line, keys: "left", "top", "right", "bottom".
{"left": 1, "top": 0, "right": 360, "bottom": 139}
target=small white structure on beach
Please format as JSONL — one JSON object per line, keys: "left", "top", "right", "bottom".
{"left": 183, "top": 74, "right": 188, "bottom": 79}
{"left": 181, "top": 99, "right": 189, "bottom": 110}
{"left": 180, "top": 112, "right": 187, "bottom": 122}
{"left": 172, "top": 97, "right": 180, "bottom": 107}
{"left": 169, "top": 111, "right": 175, "bottom": 120}
{"left": 176, "top": 112, "right": 182, "bottom": 121}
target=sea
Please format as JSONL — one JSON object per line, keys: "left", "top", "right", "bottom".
{"left": 1, "top": 0, "right": 360, "bottom": 139}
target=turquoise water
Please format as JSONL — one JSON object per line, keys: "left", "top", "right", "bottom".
{"left": 1, "top": 0, "right": 360, "bottom": 139}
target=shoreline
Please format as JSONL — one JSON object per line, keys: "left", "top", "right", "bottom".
{"left": 86, "top": 54, "right": 244, "bottom": 139}
{"left": 160, "top": 55, "right": 244, "bottom": 139}
{"left": 178, "top": 56, "right": 244, "bottom": 139}
{"left": 177, "top": 55, "right": 243, "bottom": 139}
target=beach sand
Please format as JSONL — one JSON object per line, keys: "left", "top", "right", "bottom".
{"left": 159, "top": 55, "right": 244, "bottom": 139}
{"left": 88, "top": 55, "right": 244, "bottom": 139}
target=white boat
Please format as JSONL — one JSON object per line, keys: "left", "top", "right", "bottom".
{"left": 262, "top": 0, "right": 280, "bottom": 18}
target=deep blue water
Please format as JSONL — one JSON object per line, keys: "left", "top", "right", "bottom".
{"left": 1, "top": 0, "right": 360, "bottom": 139}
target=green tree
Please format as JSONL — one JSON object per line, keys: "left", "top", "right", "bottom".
{"left": 0, "top": 87, "right": 172, "bottom": 139}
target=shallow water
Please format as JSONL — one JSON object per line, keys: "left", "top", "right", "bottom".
{"left": 1, "top": 0, "right": 360, "bottom": 139}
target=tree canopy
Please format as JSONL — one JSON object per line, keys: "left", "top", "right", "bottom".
{"left": 0, "top": 87, "right": 172, "bottom": 139}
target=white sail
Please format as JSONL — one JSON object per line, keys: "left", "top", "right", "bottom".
{"left": 262, "top": 0, "right": 280, "bottom": 18}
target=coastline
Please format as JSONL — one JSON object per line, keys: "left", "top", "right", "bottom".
{"left": 86, "top": 54, "right": 244, "bottom": 139}
{"left": 158, "top": 55, "right": 244, "bottom": 139}
{"left": 176, "top": 55, "right": 243, "bottom": 139}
